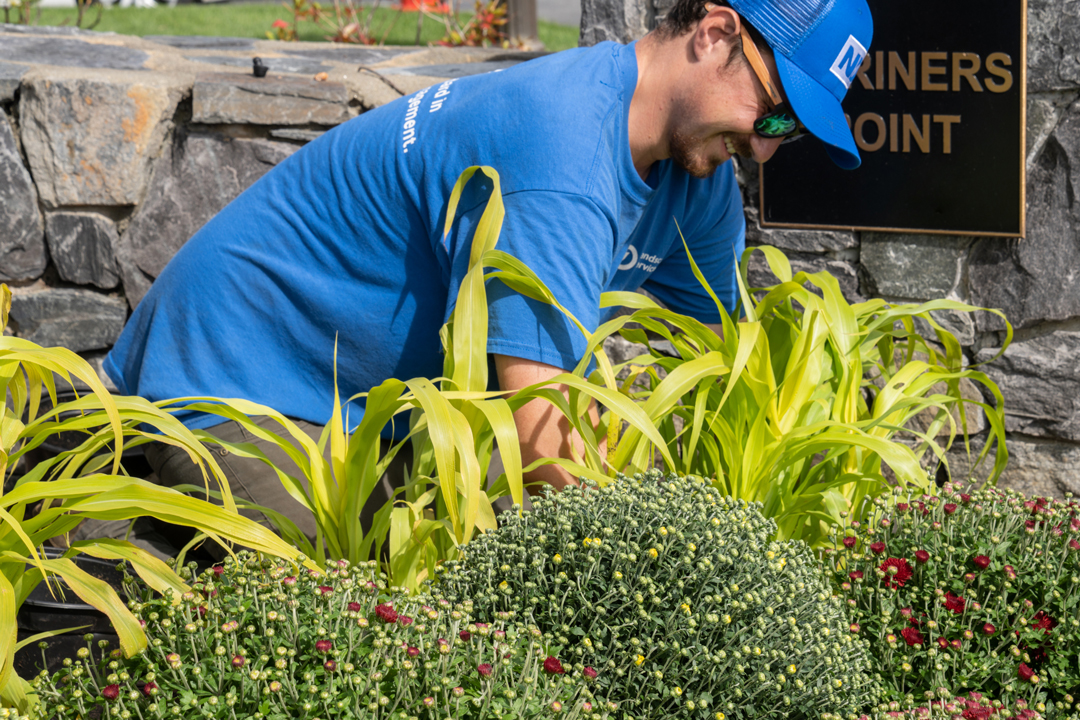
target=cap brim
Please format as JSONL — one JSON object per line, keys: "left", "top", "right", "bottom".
{"left": 775, "top": 53, "right": 861, "bottom": 170}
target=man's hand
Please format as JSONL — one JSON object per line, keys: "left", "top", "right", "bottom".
{"left": 493, "top": 355, "right": 603, "bottom": 495}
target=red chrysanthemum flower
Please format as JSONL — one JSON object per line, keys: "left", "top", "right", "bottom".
{"left": 869, "top": 542, "right": 886, "bottom": 555}
{"left": 318, "top": 585, "right": 333, "bottom": 595}
{"left": 879, "top": 557, "right": 913, "bottom": 588}
{"left": 1004, "top": 565, "right": 1018, "bottom": 579}
{"left": 950, "top": 638, "right": 962, "bottom": 650}
{"left": 375, "top": 603, "right": 399, "bottom": 624}
{"left": 477, "top": 663, "right": 493, "bottom": 677}
{"left": 459, "top": 630, "right": 472, "bottom": 641}
{"left": 959, "top": 493, "right": 972, "bottom": 504}
{"left": 583, "top": 666, "right": 598, "bottom": 679}
{"left": 1032, "top": 611, "right": 1056, "bottom": 634}
{"left": 141, "top": 682, "right": 158, "bottom": 697}
{"left": 316, "top": 639, "right": 333, "bottom": 653}
{"left": 407, "top": 646, "right": 420, "bottom": 657}
{"left": 900, "top": 627, "right": 924, "bottom": 647}
{"left": 944, "top": 503, "right": 957, "bottom": 515}
{"left": 900, "top": 607, "right": 914, "bottom": 618}
{"left": 347, "top": 602, "right": 362, "bottom": 612}
{"left": 1018, "top": 663, "right": 1035, "bottom": 681}
{"left": 972, "top": 555, "right": 990, "bottom": 570}
{"left": 850, "top": 623, "right": 861, "bottom": 633}
{"left": 283, "top": 576, "right": 297, "bottom": 586}
{"left": 849, "top": 570, "right": 864, "bottom": 581}
{"left": 399, "top": 615, "right": 413, "bottom": 626}
{"left": 944, "top": 591, "right": 966, "bottom": 614}
{"left": 896, "top": 503, "right": 910, "bottom": 513}
{"left": 324, "top": 659, "right": 337, "bottom": 672}
{"left": 543, "top": 656, "right": 565, "bottom": 675}
{"left": 914, "top": 550, "right": 930, "bottom": 564}
{"left": 232, "top": 655, "right": 246, "bottom": 668}
{"left": 212, "top": 565, "right": 224, "bottom": 576}
{"left": 1070, "top": 539, "right": 1080, "bottom": 551}
{"left": 843, "top": 536, "right": 857, "bottom": 549}
{"left": 936, "top": 637, "right": 948, "bottom": 649}
{"left": 102, "top": 684, "right": 120, "bottom": 701}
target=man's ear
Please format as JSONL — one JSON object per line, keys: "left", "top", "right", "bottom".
{"left": 692, "top": 5, "right": 741, "bottom": 62}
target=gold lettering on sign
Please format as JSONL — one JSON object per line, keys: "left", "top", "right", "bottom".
{"left": 952, "top": 53, "right": 983, "bottom": 91}
{"left": 854, "top": 113, "right": 887, "bottom": 151}
{"left": 890, "top": 114, "right": 899, "bottom": 152}
{"left": 889, "top": 52, "right": 917, "bottom": 90}
{"left": 857, "top": 54, "right": 873, "bottom": 90}
{"left": 902, "top": 114, "right": 931, "bottom": 152}
{"left": 921, "top": 52, "right": 948, "bottom": 91}
{"left": 933, "top": 115, "right": 961, "bottom": 153}
{"left": 875, "top": 50, "right": 884, "bottom": 90}
{"left": 986, "top": 53, "right": 1013, "bottom": 92}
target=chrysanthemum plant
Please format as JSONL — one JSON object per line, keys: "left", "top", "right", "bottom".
{"left": 558, "top": 245, "right": 1013, "bottom": 547}
{"left": 825, "top": 482, "right": 1080, "bottom": 716}
{"left": 432, "top": 470, "right": 882, "bottom": 719}
{"left": 0, "top": 286, "right": 312, "bottom": 713}
{"left": 35, "top": 552, "right": 615, "bottom": 720}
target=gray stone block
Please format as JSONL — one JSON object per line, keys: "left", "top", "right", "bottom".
{"left": 45, "top": 212, "right": 121, "bottom": 290}
{"left": 192, "top": 72, "right": 349, "bottom": 126}
{"left": 976, "top": 329, "right": 1080, "bottom": 442}
{"left": 861, "top": 233, "right": 970, "bottom": 301}
{"left": 280, "top": 47, "right": 418, "bottom": 64}
{"left": 0, "top": 107, "right": 46, "bottom": 282}
{"left": 9, "top": 288, "right": 127, "bottom": 352}
{"left": 144, "top": 35, "right": 256, "bottom": 50}
{"left": 944, "top": 434, "right": 1080, "bottom": 500}
{"left": 20, "top": 74, "right": 184, "bottom": 207}
{"left": 120, "top": 130, "right": 298, "bottom": 306}
{"left": 579, "top": 0, "right": 652, "bottom": 45}
{"left": 1028, "top": 0, "right": 1080, "bottom": 91}
{"left": 185, "top": 55, "right": 332, "bottom": 77}
{"left": 0, "top": 62, "right": 27, "bottom": 103}
{"left": 378, "top": 60, "right": 525, "bottom": 78}
{"left": 746, "top": 250, "right": 863, "bottom": 303}
{"left": 743, "top": 205, "right": 859, "bottom": 253}
{"left": 970, "top": 104, "right": 1080, "bottom": 331}
{"left": 0, "top": 36, "right": 148, "bottom": 71}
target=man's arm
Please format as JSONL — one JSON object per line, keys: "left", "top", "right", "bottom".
{"left": 494, "top": 354, "right": 603, "bottom": 495}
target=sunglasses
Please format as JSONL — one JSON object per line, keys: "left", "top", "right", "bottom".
{"left": 704, "top": 3, "right": 805, "bottom": 144}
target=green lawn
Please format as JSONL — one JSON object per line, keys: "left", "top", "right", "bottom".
{"left": 30, "top": 4, "right": 579, "bottom": 51}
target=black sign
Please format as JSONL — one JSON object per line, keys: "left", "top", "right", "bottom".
{"left": 760, "top": 0, "right": 1026, "bottom": 237}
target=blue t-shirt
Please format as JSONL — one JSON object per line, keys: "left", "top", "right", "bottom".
{"left": 104, "top": 41, "right": 746, "bottom": 432}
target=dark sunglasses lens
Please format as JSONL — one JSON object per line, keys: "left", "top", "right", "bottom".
{"left": 754, "top": 112, "right": 799, "bottom": 138}
{"left": 780, "top": 131, "right": 806, "bottom": 145}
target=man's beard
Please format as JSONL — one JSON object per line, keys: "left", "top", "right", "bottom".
{"left": 670, "top": 129, "right": 749, "bottom": 179}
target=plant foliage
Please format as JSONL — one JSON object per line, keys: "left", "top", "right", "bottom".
{"left": 826, "top": 483, "right": 1080, "bottom": 716}
{"left": 432, "top": 469, "right": 881, "bottom": 719}
{"left": 0, "top": 285, "right": 310, "bottom": 713}
{"left": 36, "top": 552, "right": 616, "bottom": 720}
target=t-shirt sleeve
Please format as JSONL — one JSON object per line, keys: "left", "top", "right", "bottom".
{"left": 444, "top": 189, "right": 617, "bottom": 372}
{"left": 641, "top": 170, "right": 746, "bottom": 323}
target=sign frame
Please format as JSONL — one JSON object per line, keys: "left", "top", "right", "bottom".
{"left": 759, "top": 0, "right": 1027, "bottom": 239}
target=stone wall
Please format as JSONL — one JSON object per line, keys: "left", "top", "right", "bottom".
{"left": 579, "top": 0, "right": 1080, "bottom": 499}
{"left": 0, "top": 24, "right": 537, "bottom": 377}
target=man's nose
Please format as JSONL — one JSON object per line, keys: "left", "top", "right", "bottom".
{"left": 750, "top": 135, "right": 785, "bottom": 163}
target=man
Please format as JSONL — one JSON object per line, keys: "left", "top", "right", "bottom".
{"left": 103, "top": 0, "right": 872, "bottom": 546}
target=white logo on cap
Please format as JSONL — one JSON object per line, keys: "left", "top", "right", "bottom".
{"left": 830, "top": 35, "right": 867, "bottom": 88}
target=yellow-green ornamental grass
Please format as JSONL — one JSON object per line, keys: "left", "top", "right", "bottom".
{"left": 431, "top": 470, "right": 881, "bottom": 719}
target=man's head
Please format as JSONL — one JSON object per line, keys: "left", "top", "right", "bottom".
{"left": 655, "top": 0, "right": 872, "bottom": 171}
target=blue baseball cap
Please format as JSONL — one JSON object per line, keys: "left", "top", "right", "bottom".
{"left": 728, "top": 0, "right": 873, "bottom": 169}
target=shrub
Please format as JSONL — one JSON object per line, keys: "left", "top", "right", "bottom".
{"left": 824, "top": 483, "right": 1080, "bottom": 717}
{"left": 431, "top": 470, "right": 881, "bottom": 719}
{"left": 35, "top": 553, "right": 614, "bottom": 720}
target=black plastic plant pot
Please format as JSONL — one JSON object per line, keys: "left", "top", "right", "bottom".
{"left": 14, "top": 548, "right": 127, "bottom": 678}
